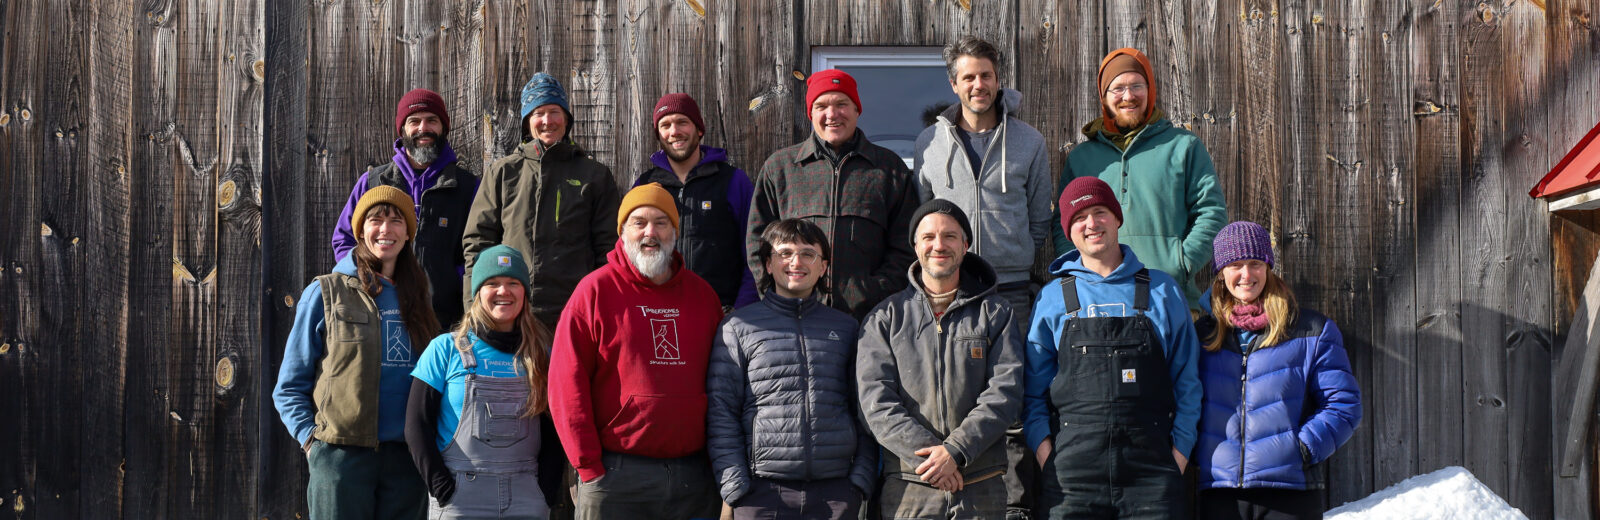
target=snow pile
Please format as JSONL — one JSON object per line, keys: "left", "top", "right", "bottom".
{"left": 1326, "top": 466, "right": 1525, "bottom": 520}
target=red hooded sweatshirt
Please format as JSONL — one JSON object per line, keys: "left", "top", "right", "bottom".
{"left": 548, "top": 238, "right": 724, "bottom": 481}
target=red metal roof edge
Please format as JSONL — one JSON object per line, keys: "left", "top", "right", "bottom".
{"left": 1531, "top": 119, "right": 1600, "bottom": 199}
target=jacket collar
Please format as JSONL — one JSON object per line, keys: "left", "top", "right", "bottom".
{"left": 905, "top": 252, "right": 999, "bottom": 312}
{"left": 795, "top": 129, "right": 881, "bottom": 167}
{"left": 761, "top": 290, "right": 821, "bottom": 317}
{"left": 643, "top": 145, "right": 730, "bottom": 187}
{"left": 518, "top": 138, "right": 581, "bottom": 162}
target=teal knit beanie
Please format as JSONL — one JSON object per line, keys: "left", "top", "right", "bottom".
{"left": 471, "top": 245, "right": 531, "bottom": 295}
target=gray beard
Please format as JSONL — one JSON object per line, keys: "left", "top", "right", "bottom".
{"left": 625, "top": 235, "right": 676, "bottom": 281}
{"left": 405, "top": 143, "right": 440, "bottom": 165}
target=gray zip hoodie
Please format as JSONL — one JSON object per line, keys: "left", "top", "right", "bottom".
{"left": 913, "top": 89, "right": 1053, "bottom": 286}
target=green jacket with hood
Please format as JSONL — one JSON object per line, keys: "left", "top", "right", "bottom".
{"left": 1051, "top": 115, "right": 1228, "bottom": 307}
{"left": 462, "top": 138, "right": 620, "bottom": 327}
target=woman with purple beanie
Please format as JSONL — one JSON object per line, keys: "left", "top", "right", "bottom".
{"left": 1192, "top": 221, "right": 1362, "bottom": 519}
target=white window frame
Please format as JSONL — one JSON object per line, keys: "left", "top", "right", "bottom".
{"left": 810, "top": 46, "right": 947, "bottom": 73}
{"left": 810, "top": 46, "right": 949, "bottom": 168}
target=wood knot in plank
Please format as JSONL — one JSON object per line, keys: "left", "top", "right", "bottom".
{"left": 215, "top": 354, "right": 237, "bottom": 393}
{"left": 954, "top": 0, "right": 972, "bottom": 12}
{"left": 0, "top": 113, "right": 10, "bottom": 127}
{"left": 0, "top": 342, "right": 9, "bottom": 355}
{"left": 284, "top": 294, "right": 296, "bottom": 308}
{"left": 18, "top": 108, "right": 30, "bottom": 122}
{"left": 1573, "top": 8, "right": 1591, "bottom": 30}
{"left": 40, "top": 223, "right": 52, "bottom": 237}
{"left": 218, "top": 180, "right": 238, "bottom": 208}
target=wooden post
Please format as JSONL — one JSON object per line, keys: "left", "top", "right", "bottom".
{"left": 1554, "top": 248, "right": 1600, "bottom": 518}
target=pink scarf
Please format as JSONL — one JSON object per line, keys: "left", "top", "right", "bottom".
{"left": 1229, "top": 303, "right": 1269, "bottom": 332}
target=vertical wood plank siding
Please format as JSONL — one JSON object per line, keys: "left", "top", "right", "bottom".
{"left": 0, "top": 1, "right": 1596, "bottom": 518}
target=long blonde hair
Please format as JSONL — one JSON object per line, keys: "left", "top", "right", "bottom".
{"left": 1204, "top": 269, "right": 1297, "bottom": 352}
{"left": 453, "top": 291, "right": 552, "bottom": 417}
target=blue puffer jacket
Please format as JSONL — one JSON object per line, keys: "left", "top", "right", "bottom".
{"left": 1194, "top": 306, "right": 1361, "bottom": 490}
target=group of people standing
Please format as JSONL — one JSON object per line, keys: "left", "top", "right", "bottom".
{"left": 273, "top": 36, "right": 1363, "bottom": 520}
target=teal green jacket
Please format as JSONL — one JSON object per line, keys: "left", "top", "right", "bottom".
{"left": 1052, "top": 117, "right": 1228, "bottom": 307}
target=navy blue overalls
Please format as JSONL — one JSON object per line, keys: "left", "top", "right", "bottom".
{"left": 1040, "top": 270, "right": 1183, "bottom": 519}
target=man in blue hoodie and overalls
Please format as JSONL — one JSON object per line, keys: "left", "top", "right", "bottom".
{"left": 1024, "top": 176, "right": 1202, "bottom": 519}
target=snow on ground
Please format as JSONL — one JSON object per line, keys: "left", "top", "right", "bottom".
{"left": 1326, "top": 466, "right": 1526, "bottom": 520}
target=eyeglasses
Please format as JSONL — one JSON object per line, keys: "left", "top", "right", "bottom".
{"left": 774, "top": 249, "right": 822, "bottom": 264}
{"left": 1106, "top": 83, "right": 1148, "bottom": 96}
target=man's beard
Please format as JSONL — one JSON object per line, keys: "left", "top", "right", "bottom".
{"left": 625, "top": 233, "right": 677, "bottom": 280}
{"left": 659, "top": 134, "right": 701, "bottom": 163}
{"left": 1110, "top": 104, "right": 1144, "bottom": 131}
{"left": 404, "top": 131, "right": 444, "bottom": 165}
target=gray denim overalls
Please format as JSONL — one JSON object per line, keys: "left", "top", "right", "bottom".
{"left": 438, "top": 342, "right": 549, "bottom": 520}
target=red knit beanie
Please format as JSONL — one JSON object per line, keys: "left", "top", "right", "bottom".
{"left": 1059, "top": 176, "right": 1123, "bottom": 234}
{"left": 652, "top": 93, "right": 705, "bottom": 133}
{"left": 806, "top": 69, "right": 863, "bottom": 113}
{"left": 395, "top": 88, "right": 450, "bottom": 136}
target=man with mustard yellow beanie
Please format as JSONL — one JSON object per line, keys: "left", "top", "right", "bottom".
{"left": 547, "top": 183, "right": 723, "bottom": 519}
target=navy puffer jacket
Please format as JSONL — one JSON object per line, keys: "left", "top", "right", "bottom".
{"left": 706, "top": 292, "right": 878, "bottom": 504}
{"left": 1194, "top": 307, "right": 1362, "bottom": 490}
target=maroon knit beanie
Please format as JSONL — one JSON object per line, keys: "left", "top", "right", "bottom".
{"left": 652, "top": 93, "right": 705, "bottom": 133}
{"left": 1059, "top": 176, "right": 1123, "bottom": 234}
{"left": 806, "top": 69, "right": 863, "bottom": 113}
{"left": 395, "top": 88, "right": 450, "bottom": 136}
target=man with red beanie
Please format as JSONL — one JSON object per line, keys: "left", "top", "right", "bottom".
{"left": 632, "top": 92, "right": 757, "bottom": 312}
{"left": 747, "top": 69, "right": 921, "bottom": 320}
{"left": 331, "top": 88, "right": 478, "bottom": 330}
{"left": 1027, "top": 176, "right": 1201, "bottom": 519}
{"left": 549, "top": 183, "right": 723, "bottom": 519}
{"left": 1052, "top": 48, "right": 1228, "bottom": 310}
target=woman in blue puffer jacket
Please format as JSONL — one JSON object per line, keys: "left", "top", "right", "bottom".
{"left": 1193, "top": 221, "right": 1362, "bottom": 519}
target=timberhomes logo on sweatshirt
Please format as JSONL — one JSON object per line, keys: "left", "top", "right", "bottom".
{"left": 637, "top": 305, "right": 685, "bottom": 366}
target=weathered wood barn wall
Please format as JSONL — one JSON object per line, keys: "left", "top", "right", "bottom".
{"left": 1, "top": 0, "right": 1598, "bottom": 518}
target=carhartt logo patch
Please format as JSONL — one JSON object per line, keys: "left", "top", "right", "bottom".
{"left": 1121, "top": 369, "right": 1137, "bottom": 383}
{"left": 497, "top": 256, "right": 512, "bottom": 267}
{"left": 408, "top": 102, "right": 428, "bottom": 109}
{"left": 655, "top": 105, "right": 669, "bottom": 113}
{"left": 701, "top": 201, "right": 712, "bottom": 210}
{"left": 1070, "top": 194, "right": 1094, "bottom": 207}
{"left": 970, "top": 346, "right": 984, "bottom": 359}
{"left": 831, "top": 79, "right": 840, "bottom": 84}
{"left": 438, "top": 217, "right": 449, "bottom": 227}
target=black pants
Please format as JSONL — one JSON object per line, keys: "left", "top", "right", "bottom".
{"left": 1041, "top": 424, "right": 1183, "bottom": 519}
{"left": 574, "top": 452, "right": 719, "bottom": 520}
{"left": 1198, "top": 488, "right": 1323, "bottom": 520}
{"left": 732, "top": 477, "right": 860, "bottom": 520}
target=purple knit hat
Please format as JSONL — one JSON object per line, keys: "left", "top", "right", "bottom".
{"left": 1212, "top": 221, "right": 1273, "bottom": 274}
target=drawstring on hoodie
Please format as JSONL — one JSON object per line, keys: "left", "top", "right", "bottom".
{"left": 940, "top": 92, "right": 1012, "bottom": 194}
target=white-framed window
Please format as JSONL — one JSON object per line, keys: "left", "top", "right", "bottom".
{"left": 811, "top": 46, "right": 958, "bottom": 168}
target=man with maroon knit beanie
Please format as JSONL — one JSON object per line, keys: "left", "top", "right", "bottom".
{"left": 747, "top": 69, "right": 920, "bottom": 320}
{"left": 1027, "top": 176, "right": 1201, "bottom": 519}
{"left": 549, "top": 183, "right": 723, "bottom": 519}
{"left": 331, "top": 88, "right": 478, "bottom": 330}
{"left": 632, "top": 93, "right": 758, "bottom": 312}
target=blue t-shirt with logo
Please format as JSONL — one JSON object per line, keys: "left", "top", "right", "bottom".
{"left": 412, "top": 332, "right": 525, "bottom": 451}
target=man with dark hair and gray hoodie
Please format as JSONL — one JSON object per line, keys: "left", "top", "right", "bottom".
{"left": 914, "top": 35, "right": 1052, "bottom": 520}
{"left": 707, "top": 218, "right": 877, "bottom": 520}
{"left": 462, "top": 72, "right": 621, "bottom": 330}
{"left": 857, "top": 199, "right": 1025, "bottom": 519}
